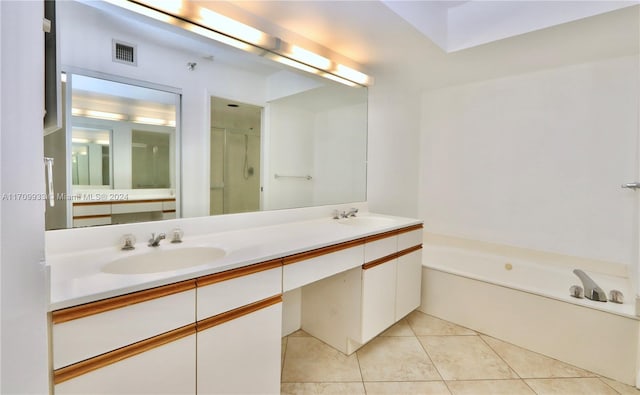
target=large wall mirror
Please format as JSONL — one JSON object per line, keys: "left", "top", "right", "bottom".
{"left": 45, "top": 0, "right": 367, "bottom": 229}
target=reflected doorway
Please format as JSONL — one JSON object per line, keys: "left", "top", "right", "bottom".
{"left": 210, "top": 97, "right": 262, "bottom": 215}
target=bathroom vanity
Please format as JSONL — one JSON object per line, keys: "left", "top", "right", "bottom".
{"left": 47, "top": 208, "right": 422, "bottom": 394}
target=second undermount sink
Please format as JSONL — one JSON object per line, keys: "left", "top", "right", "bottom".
{"left": 336, "top": 216, "right": 396, "bottom": 227}
{"left": 102, "top": 247, "right": 227, "bottom": 275}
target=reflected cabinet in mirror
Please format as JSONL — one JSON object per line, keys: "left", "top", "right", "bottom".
{"left": 45, "top": 0, "right": 367, "bottom": 229}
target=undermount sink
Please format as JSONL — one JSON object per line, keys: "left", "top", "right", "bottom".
{"left": 336, "top": 216, "right": 396, "bottom": 227}
{"left": 102, "top": 247, "right": 227, "bottom": 275}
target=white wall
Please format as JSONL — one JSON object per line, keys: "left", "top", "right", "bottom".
{"left": 313, "top": 102, "right": 367, "bottom": 205}
{"left": 0, "top": 1, "right": 50, "bottom": 393}
{"left": 419, "top": 55, "right": 639, "bottom": 265}
{"left": 367, "top": 81, "right": 422, "bottom": 218}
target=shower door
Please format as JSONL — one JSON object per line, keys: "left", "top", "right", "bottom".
{"left": 210, "top": 127, "right": 261, "bottom": 215}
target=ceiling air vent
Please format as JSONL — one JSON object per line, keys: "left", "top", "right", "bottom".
{"left": 112, "top": 40, "right": 137, "bottom": 66}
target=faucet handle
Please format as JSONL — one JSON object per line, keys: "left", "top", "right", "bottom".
{"left": 148, "top": 232, "right": 166, "bottom": 247}
{"left": 569, "top": 285, "right": 584, "bottom": 299}
{"left": 120, "top": 234, "right": 136, "bottom": 251}
{"left": 171, "top": 228, "right": 184, "bottom": 243}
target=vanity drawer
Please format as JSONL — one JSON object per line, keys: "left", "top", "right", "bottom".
{"left": 111, "top": 201, "right": 163, "bottom": 214}
{"left": 397, "top": 227, "right": 423, "bottom": 251}
{"left": 162, "top": 212, "right": 177, "bottom": 220}
{"left": 364, "top": 234, "right": 397, "bottom": 262}
{"left": 283, "top": 241, "right": 365, "bottom": 292}
{"left": 72, "top": 203, "right": 111, "bottom": 216}
{"left": 162, "top": 200, "right": 176, "bottom": 211}
{"left": 196, "top": 260, "right": 282, "bottom": 321}
{"left": 73, "top": 217, "right": 112, "bottom": 228}
{"left": 51, "top": 280, "right": 196, "bottom": 369}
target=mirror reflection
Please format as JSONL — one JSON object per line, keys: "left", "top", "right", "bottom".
{"left": 45, "top": 72, "right": 180, "bottom": 229}
{"left": 45, "top": 0, "right": 367, "bottom": 229}
{"left": 132, "top": 130, "right": 172, "bottom": 189}
{"left": 71, "top": 127, "right": 111, "bottom": 187}
{"left": 210, "top": 97, "right": 262, "bottom": 215}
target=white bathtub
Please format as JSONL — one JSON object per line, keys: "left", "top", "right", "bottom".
{"left": 419, "top": 239, "right": 640, "bottom": 386}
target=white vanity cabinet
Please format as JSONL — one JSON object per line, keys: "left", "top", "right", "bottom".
{"left": 361, "top": 226, "right": 423, "bottom": 340}
{"left": 301, "top": 224, "right": 423, "bottom": 354}
{"left": 52, "top": 281, "right": 197, "bottom": 395}
{"left": 395, "top": 246, "right": 423, "bottom": 320}
{"left": 196, "top": 260, "right": 283, "bottom": 395}
{"left": 49, "top": 219, "right": 422, "bottom": 394}
{"left": 51, "top": 260, "right": 284, "bottom": 395}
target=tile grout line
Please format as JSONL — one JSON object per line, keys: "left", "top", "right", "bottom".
{"left": 477, "top": 333, "right": 523, "bottom": 379}
{"left": 586, "top": 377, "right": 624, "bottom": 395}
{"left": 407, "top": 314, "right": 448, "bottom": 385}
{"left": 475, "top": 333, "right": 542, "bottom": 394}
{"left": 410, "top": 326, "right": 453, "bottom": 394}
{"left": 280, "top": 335, "right": 288, "bottom": 381}
{"left": 353, "top": 346, "right": 367, "bottom": 395}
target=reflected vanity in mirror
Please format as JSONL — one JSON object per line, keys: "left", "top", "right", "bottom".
{"left": 45, "top": 0, "right": 368, "bottom": 229}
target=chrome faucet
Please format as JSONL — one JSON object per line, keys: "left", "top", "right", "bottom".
{"left": 332, "top": 208, "right": 358, "bottom": 219}
{"left": 573, "top": 269, "right": 607, "bottom": 302}
{"left": 148, "top": 233, "right": 166, "bottom": 247}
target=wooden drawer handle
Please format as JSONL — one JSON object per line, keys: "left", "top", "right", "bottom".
{"left": 197, "top": 294, "right": 282, "bottom": 332}
{"left": 52, "top": 279, "right": 196, "bottom": 324}
{"left": 362, "top": 244, "right": 422, "bottom": 270}
{"left": 283, "top": 238, "right": 365, "bottom": 265}
{"left": 197, "top": 259, "right": 282, "bottom": 287}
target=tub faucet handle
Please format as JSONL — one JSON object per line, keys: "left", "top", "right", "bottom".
{"left": 609, "top": 290, "right": 624, "bottom": 304}
{"left": 569, "top": 285, "right": 584, "bottom": 299}
{"left": 572, "top": 269, "right": 607, "bottom": 302}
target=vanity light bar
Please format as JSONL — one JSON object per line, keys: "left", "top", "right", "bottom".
{"left": 104, "top": 0, "right": 373, "bottom": 87}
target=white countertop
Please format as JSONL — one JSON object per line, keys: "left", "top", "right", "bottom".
{"left": 48, "top": 212, "right": 422, "bottom": 311}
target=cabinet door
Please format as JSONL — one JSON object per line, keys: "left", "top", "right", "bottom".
{"left": 396, "top": 249, "right": 422, "bottom": 320}
{"left": 197, "top": 302, "right": 282, "bottom": 395}
{"left": 55, "top": 333, "right": 196, "bottom": 395}
{"left": 361, "top": 260, "right": 397, "bottom": 343}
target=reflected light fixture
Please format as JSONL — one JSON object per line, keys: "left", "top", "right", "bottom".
{"left": 133, "top": 116, "right": 173, "bottom": 126}
{"left": 103, "top": 0, "right": 373, "bottom": 87}
{"left": 72, "top": 108, "right": 126, "bottom": 121}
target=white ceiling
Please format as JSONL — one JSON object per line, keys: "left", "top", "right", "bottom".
{"left": 381, "top": 1, "right": 637, "bottom": 52}
{"left": 226, "top": 1, "right": 640, "bottom": 91}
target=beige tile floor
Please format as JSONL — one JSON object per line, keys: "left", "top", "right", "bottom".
{"left": 281, "top": 310, "right": 639, "bottom": 395}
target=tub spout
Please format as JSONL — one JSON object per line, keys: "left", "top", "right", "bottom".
{"left": 572, "top": 269, "right": 607, "bottom": 302}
